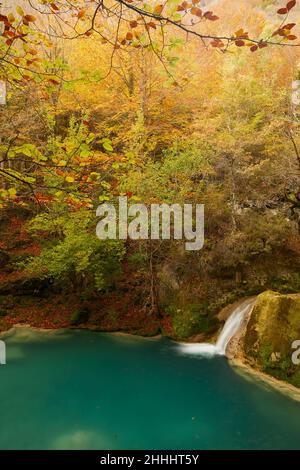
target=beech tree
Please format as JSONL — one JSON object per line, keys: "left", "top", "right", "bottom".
{"left": 0, "top": 0, "right": 299, "bottom": 209}
{"left": 0, "top": 0, "right": 299, "bottom": 85}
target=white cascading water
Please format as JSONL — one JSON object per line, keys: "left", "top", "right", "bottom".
{"left": 177, "top": 299, "right": 254, "bottom": 358}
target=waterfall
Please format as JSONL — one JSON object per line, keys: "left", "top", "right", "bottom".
{"left": 215, "top": 300, "right": 253, "bottom": 354}
{"left": 177, "top": 299, "right": 254, "bottom": 358}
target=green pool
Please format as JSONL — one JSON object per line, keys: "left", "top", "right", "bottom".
{"left": 0, "top": 328, "right": 299, "bottom": 450}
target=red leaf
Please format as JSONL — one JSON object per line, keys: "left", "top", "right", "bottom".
{"left": 5, "top": 31, "right": 15, "bottom": 38}
{"left": 211, "top": 39, "right": 224, "bottom": 48}
{"left": 277, "top": 7, "right": 288, "bottom": 14}
{"left": 258, "top": 42, "right": 268, "bottom": 48}
{"left": 24, "top": 15, "right": 36, "bottom": 22}
{"left": 48, "top": 78, "right": 60, "bottom": 85}
{"left": 130, "top": 20, "right": 138, "bottom": 28}
{"left": 250, "top": 45, "right": 258, "bottom": 52}
{"left": 126, "top": 31, "right": 133, "bottom": 40}
{"left": 235, "top": 40, "right": 245, "bottom": 47}
{"left": 287, "top": 0, "right": 296, "bottom": 11}
{"left": 126, "top": 191, "right": 133, "bottom": 198}
{"left": 283, "top": 23, "right": 296, "bottom": 29}
{"left": 204, "top": 11, "right": 219, "bottom": 21}
{"left": 287, "top": 34, "right": 297, "bottom": 39}
{"left": 147, "top": 22, "right": 157, "bottom": 29}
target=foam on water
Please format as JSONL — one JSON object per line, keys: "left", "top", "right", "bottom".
{"left": 177, "top": 299, "right": 254, "bottom": 358}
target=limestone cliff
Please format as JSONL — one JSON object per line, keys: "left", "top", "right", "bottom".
{"left": 243, "top": 291, "right": 300, "bottom": 387}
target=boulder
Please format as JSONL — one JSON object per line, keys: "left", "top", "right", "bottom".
{"left": 244, "top": 290, "right": 300, "bottom": 387}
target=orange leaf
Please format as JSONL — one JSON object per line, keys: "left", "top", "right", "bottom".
{"left": 154, "top": 4, "right": 163, "bottom": 15}
{"left": 287, "top": 34, "right": 297, "bottom": 39}
{"left": 235, "top": 29, "right": 249, "bottom": 39}
{"left": 77, "top": 9, "right": 85, "bottom": 19}
{"left": 7, "top": 14, "right": 15, "bottom": 23}
{"left": 191, "top": 7, "right": 202, "bottom": 16}
{"left": 126, "top": 31, "right": 133, "bottom": 40}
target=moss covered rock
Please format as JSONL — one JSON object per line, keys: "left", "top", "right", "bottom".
{"left": 164, "top": 303, "right": 219, "bottom": 340}
{"left": 244, "top": 291, "right": 300, "bottom": 387}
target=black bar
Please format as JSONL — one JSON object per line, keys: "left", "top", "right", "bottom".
{"left": 0, "top": 450, "right": 297, "bottom": 466}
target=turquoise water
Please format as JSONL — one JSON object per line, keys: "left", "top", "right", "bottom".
{"left": 0, "top": 328, "right": 300, "bottom": 450}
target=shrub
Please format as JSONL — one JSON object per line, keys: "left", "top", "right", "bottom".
{"left": 70, "top": 308, "right": 90, "bottom": 326}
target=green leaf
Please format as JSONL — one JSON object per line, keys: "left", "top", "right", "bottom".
{"left": 98, "top": 195, "right": 110, "bottom": 201}
{"left": 103, "top": 141, "right": 113, "bottom": 152}
{"left": 16, "top": 5, "right": 25, "bottom": 16}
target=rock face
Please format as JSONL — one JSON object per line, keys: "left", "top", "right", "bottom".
{"left": 244, "top": 291, "right": 300, "bottom": 388}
